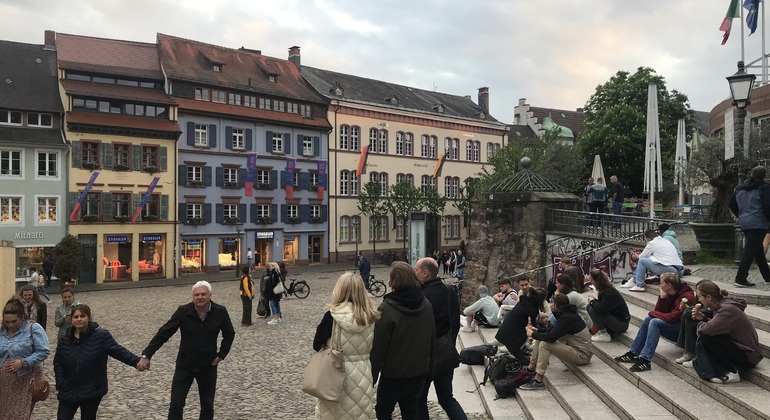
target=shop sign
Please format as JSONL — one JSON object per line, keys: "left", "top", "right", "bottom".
{"left": 14, "top": 231, "right": 44, "bottom": 240}
{"left": 186, "top": 240, "right": 201, "bottom": 245}
{"left": 256, "top": 231, "right": 274, "bottom": 239}
{"left": 284, "top": 236, "right": 295, "bottom": 242}
{"left": 106, "top": 235, "right": 129, "bottom": 243}
{"left": 223, "top": 238, "right": 237, "bottom": 245}
{"left": 142, "top": 235, "right": 162, "bottom": 242}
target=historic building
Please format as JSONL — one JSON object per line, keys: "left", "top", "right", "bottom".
{"left": 158, "top": 35, "right": 331, "bottom": 270}
{"left": 0, "top": 36, "right": 67, "bottom": 280}
{"left": 296, "top": 49, "right": 509, "bottom": 262}
{"left": 512, "top": 97, "right": 585, "bottom": 143}
{"left": 55, "top": 32, "right": 181, "bottom": 283}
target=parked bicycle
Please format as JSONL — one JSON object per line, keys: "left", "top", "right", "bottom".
{"left": 377, "top": 250, "right": 397, "bottom": 265}
{"left": 283, "top": 278, "right": 310, "bottom": 299}
{"left": 367, "top": 275, "right": 387, "bottom": 297}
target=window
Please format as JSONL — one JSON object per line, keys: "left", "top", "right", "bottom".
{"left": 421, "top": 135, "right": 429, "bottom": 157}
{"left": 369, "top": 172, "right": 387, "bottom": 197}
{"left": 421, "top": 175, "right": 430, "bottom": 191}
{"left": 257, "top": 169, "right": 270, "bottom": 185}
{"left": 257, "top": 204, "right": 270, "bottom": 218}
{"left": 113, "top": 193, "right": 131, "bottom": 218}
{"left": 0, "top": 150, "right": 21, "bottom": 177}
{"left": 37, "top": 152, "right": 57, "bottom": 178}
{"left": 396, "top": 218, "right": 408, "bottom": 240}
{"left": 187, "top": 165, "right": 203, "bottom": 185}
{"left": 272, "top": 132, "right": 284, "bottom": 153}
{"left": 194, "top": 124, "right": 208, "bottom": 146}
{"left": 37, "top": 197, "right": 57, "bottom": 223}
{"left": 0, "top": 110, "right": 22, "bottom": 125}
{"left": 369, "top": 129, "right": 378, "bottom": 153}
{"left": 351, "top": 171, "right": 358, "bottom": 196}
{"left": 396, "top": 132, "right": 404, "bottom": 156}
{"left": 114, "top": 144, "right": 130, "bottom": 168}
{"left": 195, "top": 88, "right": 210, "bottom": 101}
{"left": 232, "top": 128, "right": 245, "bottom": 149}
{"left": 142, "top": 146, "right": 158, "bottom": 169}
{"left": 350, "top": 126, "right": 359, "bottom": 151}
{"left": 273, "top": 101, "right": 285, "bottom": 112}
{"left": 227, "top": 93, "right": 242, "bottom": 106}
{"left": 487, "top": 143, "right": 501, "bottom": 161}
{"left": 339, "top": 216, "right": 349, "bottom": 242}
{"left": 27, "top": 113, "right": 53, "bottom": 127}
{"left": 369, "top": 215, "right": 388, "bottom": 241}
{"left": 340, "top": 171, "right": 349, "bottom": 196}
{"left": 292, "top": 171, "right": 300, "bottom": 187}
{"left": 212, "top": 90, "right": 226, "bottom": 103}
{"left": 212, "top": 64, "right": 221, "bottom": 72}
{"left": 0, "top": 197, "right": 21, "bottom": 223}
{"left": 444, "top": 216, "right": 461, "bottom": 239}
{"left": 404, "top": 132, "right": 413, "bottom": 156}
{"left": 287, "top": 103, "right": 298, "bottom": 114}
{"left": 339, "top": 125, "right": 348, "bottom": 150}
{"left": 287, "top": 204, "right": 298, "bottom": 219}
{"left": 300, "top": 105, "right": 311, "bottom": 118}
{"left": 142, "top": 194, "right": 159, "bottom": 218}
{"left": 244, "top": 96, "right": 257, "bottom": 108}
{"left": 378, "top": 130, "right": 387, "bottom": 153}
{"left": 81, "top": 142, "right": 99, "bottom": 167}
{"left": 83, "top": 192, "right": 100, "bottom": 217}
{"left": 187, "top": 203, "right": 202, "bottom": 220}
{"left": 303, "top": 136, "right": 313, "bottom": 156}
{"left": 452, "top": 138, "right": 460, "bottom": 160}
{"left": 405, "top": 174, "right": 414, "bottom": 185}
{"left": 473, "top": 141, "right": 480, "bottom": 162}
{"left": 259, "top": 98, "right": 270, "bottom": 109}
{"left": 396, "top": 173, "right": 405, "bottom": 184}
{"left": 311, "top": 205, "right": 321, "bottom": 219}
{"left": 224, "top": 168, "right": 238, "bottom": 186}
{"left": 223, "top": 204, "right": 238, "bottom": 219}
{"left": 444, "top": 176, "right": 461, "bottom": 198}
{"left": 466, "top": 141, "right": 473, "bottom": 161}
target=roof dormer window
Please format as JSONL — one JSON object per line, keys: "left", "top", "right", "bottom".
{"left": 433, "top": 104, "right": 445, "bottom": 113}
{"left": 387, "top": 96, "right": 399, "bottom": 105}
{"left": 268, "top": 75, "right": 276, "bottom": 82}
{"left": 212, "top": 64, "right": 221, "bottom": 72}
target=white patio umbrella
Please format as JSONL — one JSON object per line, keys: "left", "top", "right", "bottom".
{"left": 674, "top": 119, "right": 687, "bottom": 206}
{"left": 644, "top": 83, "right": 663, "bottom": 220}
{"left": 591, "top": 155, "right": 606, "bottom": 185}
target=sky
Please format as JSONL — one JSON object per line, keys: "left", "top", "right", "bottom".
{"left": 0, "top": 0, "right": 765, "bottom": 122}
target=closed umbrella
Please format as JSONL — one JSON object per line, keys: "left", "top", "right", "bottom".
{"left": 591, "top": 155, "right": 606, "bottom": 185}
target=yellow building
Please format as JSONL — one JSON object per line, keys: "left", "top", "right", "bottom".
{"left": 54, "top": 32, "right": 181, "bottom": 283}
{"left": 300, "top": 61, "right": 508, "bottom": 262}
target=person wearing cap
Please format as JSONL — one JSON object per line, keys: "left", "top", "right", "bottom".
{"left": 461, "top": 285, "right": 500, "bottom": 332}
{"left": 730, "top": 165, "right": 770, "bottom": 287}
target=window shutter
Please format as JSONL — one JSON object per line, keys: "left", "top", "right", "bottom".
{"left": 280, "top": 204, "right": 287, "bottom": 223}
{"left": 208, "top": 124, "right": 217, "bottom": 147}
{"left": 132, "top": 193, "right": 141, "bottom": 216}
{"left": 299, "top": 205, "right": 310, "bottom": 223}
{"left": 187, "top": 122, "right": 195, "bottom": 146}
{"left": 238, "top": 204, "right": 247, "bottom": 223}
{"left": 313, "top": 136, "right": 320, "bottom": 157}
{"left": 280, "top": 171, "right": 286, "bottom": 190}
{"left": 203, "top": 203, "right": 212, "bottom": 224}
{"left": 101, "top": 143, "right": 113, "bottom": 170}
{"left": 204, "top": 166, "right": 212, "bottom": 186}
{"left": 160, "top": 147, "right": 168, "bottom": 172}
{"left": 178, "top": 165, "right": 187, "bottom": 186}
{"left": 270, "top": 204, "right": 278, "bottom": 223}
{"left": 298, "top": 172, "right": 310, "bottom": 190}
{"left": 215, "top": 167, "right": 224, "bottom": 187}
{"left": 239, "top": 169, "right": 246, "bottom": 187}
{"left": 270, "top": 170, "right": 278, "bottom": 189}
{"left": 297, "top": 135, "right": 303, "bottom": 155}
{"left": 250, "top": 203, "right": 258, "bottom": 223}
{"left": 178, "top": 203, "right": 186, "bottom": 223}
{"left": 132, "top": 145, "right": 142, "bottom": 170}
{"left": 284, "top": 133, "right": 292, "bottom": 154}
{"left": 215, "top": 203, "right": 224, "bottom": 224}
{"left": 321, "top": 205, "right": 328, "bottom": 221}
{"left": 245, "top": 129, "right": 253, "bottom": 151}
{"left": 265, "top": 131, "right": 273, "bottom": 152}
{"left": 225, "top": 126, "right": 233, "bottom": 150}
{"left": 68, "top": 192, "right": 79, "bottom": 216}
{"left": 71, "top": 141, "right": 82, "bottom": 167}
{"left": 102, "top": 193, "right": 113, "bottom": 221}
{"left": 160, "top": 195, "right": 169, "bottom": 221}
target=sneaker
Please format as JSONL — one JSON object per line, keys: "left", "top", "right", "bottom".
{"left": 519, "top": 379, "right": 545, "bottom": 390}
{"left": 675, "top": 353, "right": 693, "bottom": 364}
{"left": 629, "top": 285, "right": 646, "bottom": 292}
{"left": 630, "top": 359, "right": 652, "bottom": 372}
{"left": 591, "top": 330, "right": 612, "bottom": 342}
{"left": 614, "top": 352, "right": 639, "bottom": 363}
{"left": 497, "top": 345, "right": 509, "bottom": 354}
{"left": 723, "top": 371, "right": 741, "bottom": 383}
{"left": 621, "top": 278, "right": 635, "bottom": 288}
{"left": 682, "top": 359, "right": 694, "bottom": 368}
{"left": 734, "top": 280, "right": 756, "bottom": 288}
{"left": 267, "top": 319, "right": 278, "bottom": 325}
{"left": 460, "top": 325, "right": 475, "bottom": 333}
{"left": 277, "top": 318, "right": 283, "bottom": 323}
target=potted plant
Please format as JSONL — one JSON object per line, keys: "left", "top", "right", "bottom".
{"left": 224, "top": 216, "right": 239, "bottom": 225}
{"left": 82, "top": 214, "right": 99, "bottom": 223}
{"left": 287, "top": 217, "right": 300, "bottom": 224}
{"left": 188, "top": 217, "right": 203, "bottom": 225}
{"left": 143, "top": 166, "right": 158, "bottom": 174}
{"left": 257, "top": 183, "right": 271, "bottom": 190}
{"left": 113, "top": 164, "right": 130, "bottom": 171}
{"left": 53, "top": 234, "right": 82, "bottom": 290}
{"left": 310, "top": 216, "right": 322, "bottom": 223}
{"left": 142, "top": 214, "right": 158, "bottom": 222}
{"left": 257, "top": 216, "right": 271, "bottom": 224}
{"left": 82, "top": 161, "right": 100, "bottom": 171}
{"left": 114, "top": 215, "right": 130, "bottom": 223}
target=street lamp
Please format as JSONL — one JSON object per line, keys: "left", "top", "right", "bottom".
{"left": 234, "top": 221, "right": 244, "bottom": 278}
{"left": 727, "top": 60, "right": 757, "bottom": 162}
{"left": 352, "top": 217, "right": 360, "bottom": 267}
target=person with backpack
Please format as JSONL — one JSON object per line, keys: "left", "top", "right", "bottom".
{"left": 494, "top": 287, "right": 546, "bottom": 365}
{"left": 461, "top": 286, "right": 500, "bottom": 332}
{"left": 415, "top": 257, "right": 466, "bottom": 420}
{"left": 519, "top": 294, "right": 593, "bottom": 390}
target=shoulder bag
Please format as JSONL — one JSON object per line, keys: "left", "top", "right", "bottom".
{"left": 434, "top": 284, "right": 461, "bottom": 373}
{"left": 272, "top": 277, "right": 285, "bottom": 295}
{"left": 301, "top": 319, "right": 346, "bottom": 401}
{"left": 28, "top": 323, "right": 50, "bottom": 402}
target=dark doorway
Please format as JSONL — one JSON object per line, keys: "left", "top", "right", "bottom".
{"left": 79, "top": 235, "right": 97, "bottom": 283}
{"left": 426, "top": 215, "right": 440, "bottom": 256}
{"left": 309, "top": 236, "right": 322, "bottom": 263}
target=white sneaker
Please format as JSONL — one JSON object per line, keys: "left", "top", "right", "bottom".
{"left": 682, "top": 360, "right": 694, "bottom": 368}
{"left": 498, "top": 345, "right": 509, "bottom": 354}
{"left": 629, "top": 285, "right": 645, "bottom": 292}
{"left": 591, "top": 330, "right": 612, "bottom": 342}
{"left": 460, "top": 325, "right": 476, "bottom": 333}
{"left": 621, "top": 278, "right": 635, "bottom": 288}
{"left": 675, "top": 353, "right": 693, "bottom": 364}
{"left": 267, "top": 319, "right": 278, "bottom": 325}
{"left": 723, "top": 371, "right": 741, "bottom": 383}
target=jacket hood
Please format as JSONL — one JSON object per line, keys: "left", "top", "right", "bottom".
{"left": 554, "top": 304, "right": 577, "bottom": 318}
{"left": 330, "top": 302, "right": 372, "bottom": 333}
{"left": 717, "top": 297, "right": 748, "bottom": 312}
{"left": 661, "top": 230, "right": 677, "bottom": 239}
{"left": 739, "top": 177, "right": 766, "bottom": 191}
{"left": 675, "top": 283, "right": 693, "bottom": 298}
{"left": 384, "top": 288, "right": 427, "bottom": 312}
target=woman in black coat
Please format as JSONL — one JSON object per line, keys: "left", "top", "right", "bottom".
{"left": 54, "top": 304, "right": 144, "bottom": 420}
{"left": 264, "top": 262, "right": 283, "bottom": 325}
{"left": 495, "top": 287, "right": 546, "bottom": 364}
{"left": 587, "top": 269, "right": 630, "bottom": 342}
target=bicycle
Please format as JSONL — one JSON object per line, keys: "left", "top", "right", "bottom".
{"left": 367, "top": 275, "right": 387, "bottom": 297}
{"left": 283, "top": 278, "right": 310, "bottom": 299}
{"left": 377, "top": 250, "right": 396, "bottom": 265}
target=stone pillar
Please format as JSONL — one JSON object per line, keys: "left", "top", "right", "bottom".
{"left": 0, "top": 240, "right": 17, "bottom": 304}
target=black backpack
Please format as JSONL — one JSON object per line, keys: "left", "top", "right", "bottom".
{"left": 459, "top": 345, "right": 497, "bottom": 365}
{"left": 482, "top": 354, "right": 523, "bottom": 386}
{"left": 493, "top": 368, "right": 532, "bottom": 399}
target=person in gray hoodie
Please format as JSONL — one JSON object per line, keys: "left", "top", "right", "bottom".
{"left": 658, "top": 223, "right": 682, "bottom": 260}
{"left": 729, "top": 165, "right": 770, "bottom": 287}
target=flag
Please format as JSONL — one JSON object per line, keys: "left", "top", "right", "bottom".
{"left": 244, "top": 153, "right": 257, "bottom": 197}
{"left": 285, "top": 158, "right": 296, "bottom": 200}
{"left": 317, "top": 160, "right": 327, "bottom": 200}
{"left": 745, "top": 0, "right": 762, "bottom": 35}
{"left": 432, "top": 153, "right": 446, "bottom": 179}
{"left": 722, "top": 0, "right": 741, "bottom": 45}
{"left": 132, "top": 176, "right": 161, "bottom": 223}
{"left": 357, "top": 145, "right": 369, "bottom": 176}
{"left": 69, "top": 171, "right": 100, "bottom": 221}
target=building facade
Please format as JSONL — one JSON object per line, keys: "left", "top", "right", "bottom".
{"left": 0, "top": 36, "right": 67, "bottom": 280}
{"left": 158, "top": 35, "right": 330, "bottom": 270}
{"left": 299, "top": 54, "right": 508, "bottom": 262}
{"left": 55, "top": 32, "right": 181, "bottom": 283}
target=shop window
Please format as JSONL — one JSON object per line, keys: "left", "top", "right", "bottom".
{"left": 37, "top": 197, "right": 57, "bottom": 223}
{"left": 103, "top": 236, "right": 131, "bottom": 281}
{"left": 181, "top": 239, "right": 204, "bottom": 273}
{"left": 139, "top": 234, "right": 165, "bottom": 278}
{"left": 218, "top": 238, "right": 238, "bottom": 270}
{"left": 0, "top": 196, "right": 21, "bottom": 224}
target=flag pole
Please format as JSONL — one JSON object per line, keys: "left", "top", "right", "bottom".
{"left": 742, "top": 2, "right": 746, "bottom": 63}
{"left": 763, "top": 0, "right": 767, "bottom": 85}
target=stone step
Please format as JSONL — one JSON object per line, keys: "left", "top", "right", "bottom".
{"left": 609, "top": 322, "right": 770, "bottom": 420}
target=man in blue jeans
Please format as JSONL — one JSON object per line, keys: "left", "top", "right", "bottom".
{"left": 729, "top": 165, "right": 770, "bottom": 287}
{"left": 614, "top": 273, "right": 694, "bottom": 372}
{"left": 622, "top": 230, "right": 683, "bottom": 292}
{"left": 610, "top": 175, "right": 624, "bottom": 227}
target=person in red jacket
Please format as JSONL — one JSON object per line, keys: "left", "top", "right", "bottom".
{"left": 613, "top": 273, "right": 694, "bottom": 372}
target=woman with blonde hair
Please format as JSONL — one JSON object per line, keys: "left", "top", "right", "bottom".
{"left": 312, "top": 272, "right": 380, "bottom": 419}
{"left": 264, "top": 262, "right": 283, "bottom": 325}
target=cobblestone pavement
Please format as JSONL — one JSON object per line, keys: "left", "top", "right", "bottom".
{"left": 32, "top": 263, "right": 490, "bottom": 420}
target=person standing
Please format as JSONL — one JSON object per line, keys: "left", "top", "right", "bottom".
{"left": 415, "top": 258, "right": 466, "bottom": 420}
{"left": 583, "top": 177, "right": 595, "bottom": 213}
{"left": 54, "top": 304, "right": 147, "bottom": 420}
{"left": 140, "top": 281, "right": 235, "bottom": 420}
{"left": 312, "top": 272, "right": 380, "bottom": 420}
{"left": 729, "top": 165, "right": 770, "bottom": 287}
{"left": 610, "top": 175, "right": 624, "bottom": 226}
{"left": 587, "top": 178, "right": 608, "bottom": 228}
{"left": 371, "top": 262, "right": 436, "bottom": 420}
{"left": 246, "top": 248, "right": 253, "bottom": 269}
{"left": 454, "top": 250, "right": 466, "bottom": 279}
{"left": 42, "top": 254, "right": 54, "bottom": 288}
{"left": 54, "top": 288, "right": 80, "bottom": 340}
{"left": 358, "top": 253, "right": 371, "bottom": 290}
{"left": 20, "top": 285, "right": 47, "bottom": 330}
{"left": 239, "top": 266, "right": 254, "bottom": 326}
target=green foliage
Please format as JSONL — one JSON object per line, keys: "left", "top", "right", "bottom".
{"left": 577, "top": 67, "right": 694, "bottom": 198}
{"left": 453, "top": 177, "right": 481, "bottom": 219}
{"left": 421, "top": 186, "right": 446, "bottom": 216}
{"left": 384, "top": 182, "right": 424, "bottom": 228}
{"left": 53, "top": 234, "right": 82, "bottom": 282}
{"left": 357, "top": 180, "right": 386, "bottom": 220}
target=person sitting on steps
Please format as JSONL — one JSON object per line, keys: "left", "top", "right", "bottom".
{"left": 622, "top": 230, "right": 683, "bottom": 292}
{"left": 587, "top": 269, "right": 630, "bottom": 342}
{"left": 461, "top": 285, "right": 499, "bottom": 332}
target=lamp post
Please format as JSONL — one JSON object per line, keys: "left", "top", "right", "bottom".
{"left": 352, "top": 217, "right": 360, "bottom": 267}
{"left": 726, "top": 60, "right": 757, "bottom": 169}
{"left": 235, "top": 221, "right": 244, "bottom": 278}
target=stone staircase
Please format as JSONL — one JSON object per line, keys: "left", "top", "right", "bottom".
{"left": 452, "top": 270, "right": 770, "bottom": 420}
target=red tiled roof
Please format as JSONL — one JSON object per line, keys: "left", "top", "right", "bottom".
{"left": 157, "top": 34, "right": 326, "bottom": 104}
{"left": 61, "top": 79, "right": 177, "bottom": 105}
{"left": 530, "top": 107, "right": 585, "bottom": 135}
{"left": 56, "top": 33, "right": 162, "bottom": 80}
{"left": 66, "top": 111, "right": 181, "bottom": 134}
{"left": 175, "top": 98, "right": 331, "bottom": 130}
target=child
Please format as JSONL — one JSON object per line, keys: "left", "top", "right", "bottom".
{"left": 54, "top": 287, "right": 80, "bottom": 339}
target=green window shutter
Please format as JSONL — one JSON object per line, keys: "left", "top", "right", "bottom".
{"left": 160, "top": 147, "right": 168, "bottom": 172}
{"left": 68, "top": 192, "right": 79, "bottom": 217}
{"left": 132, "top": 145, "right": 142, "bottom": 170}
{"left": 160, "top": 195, "right": 169, "bottom": 221}
{"left": 132, "top": 193, "right": 141, "bottom": 216}
{"left": 102, "top": 192, "right": 113, "bottom": 221}
{"left": 71, "top": 141, "right": 82, "bottom": 168}
{"left": 101, "top": 143, "right": 113, "bottom": 170}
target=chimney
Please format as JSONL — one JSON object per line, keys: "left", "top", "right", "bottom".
{"left": 576, "top": 107, "right": 584, "bottom": 113}
{"left": 478, "top": 87, "right": 489, "bottom": 113}
{"left": 43, "top": 30, "right": 56, "bottom": 51}
{"left": 288, "top": 46, "right": 301, "bottom": 67}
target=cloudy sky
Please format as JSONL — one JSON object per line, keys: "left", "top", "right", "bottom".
{"left": 0, "top": 0, "right": 764, "bottom": 121}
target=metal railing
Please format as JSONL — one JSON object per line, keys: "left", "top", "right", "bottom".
{"left": 546, "top": 208, "right": 685, "bottom": 240}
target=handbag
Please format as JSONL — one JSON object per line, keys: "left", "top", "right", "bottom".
{"left": 301, "top": 320, "right": 345, "bottom": 401}
{"left": 28, "top": 324, "right": 49, "bottom": 402}
{"left": 433, "top": 284, "right": 461, "bottom": 373}
{"left": 272, "top": 280, "right": 285, "bottom": 295}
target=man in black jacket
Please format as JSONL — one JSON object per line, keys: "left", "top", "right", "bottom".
{"left": 730, "top": 165, "right": 770, "bottom": 287}
{"left": 140, "top": 281, "right": 235, "bottom": 420}
{"left": 415, "top": 257, "right": 466, "bottom": 420}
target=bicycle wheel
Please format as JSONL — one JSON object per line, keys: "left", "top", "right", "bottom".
{"left": 369, "top": 280, "right": 387, "bottom": 297}
{"left": 293, "top": 281, "right": 310, "bottom": 299}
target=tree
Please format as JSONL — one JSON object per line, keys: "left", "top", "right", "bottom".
{"left": 357, "top": 180, "right": 387, "bottom": 259}
{"left": 453, "top": 177, "right": 482, "bottom": 236}
{"left": 577, "top": 67, "right": 694, "bottom": 198}
{"left": 53, "top": 234, "right": 83, "bottom": 282}
{"left": 384, "top": 181, "right": 424, "bottom": 259}
{"left": 421, "top": 186, "right": 446, "bottom": 218}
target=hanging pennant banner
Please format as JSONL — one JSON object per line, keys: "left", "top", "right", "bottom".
{"left": 317, "top": 160, "right": 327, "bottom": 200}
{"left": 285, "top": 158, "right": 296, "bottom": 200}
{"left": 357, "top": 145, "right": 369, "bottom": 176}
{"left": 132, "top": 176, "right": 161, "bottom": 223}
{"left": 245, "top": 152, "right": 257, "bottom": 197}
{"left": 69, "top": 171, "right": 100, "bottom": 221}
